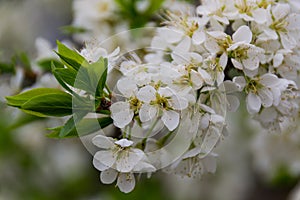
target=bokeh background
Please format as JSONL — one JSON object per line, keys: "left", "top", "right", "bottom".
{"left": 0, "top": 0, "right": 299, "bottom": 200}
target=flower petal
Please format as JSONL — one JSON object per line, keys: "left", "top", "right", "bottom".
{"left": 100, "top": 168, "right": 118, "bottom": 184}
{"left": 117, "top": 173, "right": 136, "bottom": 193}
{"left": 115, "top": 139, "right": 134, "bottom": 148}
{"left": 117, "top": 78, "right": 137, "bottom": 98}
{"left": 94, "top": 150, "right": 116, "bottom": 169}
{"left": 233, "top": 25, "right": 252, "bottom": 44}
{"left": 258, "top": 88, "right": 273, "bottom": 108}
{"left": 227, "top": 95, "right": 240, "bottom": 112}
{"left": 137, "top": 85, "right": 156, "bottom": 103}
{"left": 92, "top": 135, "right": 115, "bottom": 149}
{"left": 161, "top": 110, "right": 180, "bottom": 131}
{"left": 242, "top": 56, "right": 259, "bottom": 71}
{"left": 260, "top": 74, "right": 279, "bottom": 87}
{"left": 231, "top": 58, "right": 243, "bottom": 70}
{"left": 158, "top": 27, "right": 184, "bottom": 43}
{"left": 93, "top": 156, "right": 110, "bottom": 171}
{"left": 246, "top": 92, "right": 261, "bottom": 114}
{"left": 139, "top": 104, "right": 158, "bottom": 122}
{"left": 110, "top": 102, "right": 134, "bottom": 128}
{"left": 170, "top": 95, "right": 188, "bottom": 110}
{"left": 133, "top": 161, "right": 156, "bottom": 173}
{"left": 192, "top": 30, "right": 206, "bottom": 45}
{"left": 115, "top": 149, "right": 144, "bottom": 173}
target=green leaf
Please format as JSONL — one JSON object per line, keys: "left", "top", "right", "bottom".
{"left": 87, "top": 57, "right": 108, "bottom": 97}
{"left": 58, "top": 111, "right": 87, "bottom": 137}
{"left": 51, "top": 62, "right": 74, "bottom": 93}
{"left": 37, "top": 58, "right": 64, "bottom": 71}
{"left": 0, "top": 61, "right": 15, "bottom": 74}
{"left": 53, "top": 67, "right": 77, "bottom": 87}
{"left": 47, "top": 117, "right": 113, "bottom": 138}
{"left": 145, "top": 0, "right": 165, "bottom": 15}
{"left": 21, "top": 92, "right": 73, "bottom": 117}
{"left": 56, "top": 40, "right": 87, "bottom": 71}
{"left": 6, "top": 88, "right": 69, "bottom": 107}
{"left": 18, "top": 52, "right": 31, "bottom": 70}
{"left": 60, "top": 25, "right": 87, "bottom": 35}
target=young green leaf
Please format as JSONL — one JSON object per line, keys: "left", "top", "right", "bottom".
{"left": 37, "top": 59, "right": 64, "bottom": 71}
{"left": 60, "top": 25, "right": 87, "bottom": 35}
{"left": 58, "top": 111, "right": 87, "bottom": 137}
{"left": 6, "top": 88, "right": 69, "bottom": 107}
{"left": 51, "top": 62, "right": 74, "bottom": 93}
{"left": 20, "top": 92, "right": 73, "bottom": 117}
{"left": 56, "top": 40, "right": 87, "bottom": 71}
{"left": 87, "top": 57, "right": 108, "bottom": 97}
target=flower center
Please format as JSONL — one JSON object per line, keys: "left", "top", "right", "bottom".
{"left": 228, "top": 46, "right": 250, "bottom": 60}
{"left": 129, "top": 97, "right": 142, "bottom": 114}
{"left": 270, "top": 18, "right": 288, "bottom": 33}
{"left": 217, "top": 36, "right": 232, "bottom": 53}
{"left": 245, "top": 79, "right": 262, "bottom": 94}
{"left": 235, "top": 0, "right": 254, "bottom": 16}
{"left": 151, "top": 93, "right": 171, "bottom": 109}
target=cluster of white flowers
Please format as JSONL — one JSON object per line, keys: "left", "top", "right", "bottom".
{"left": 73, "top": 0, "right": 300, "bottom": 193}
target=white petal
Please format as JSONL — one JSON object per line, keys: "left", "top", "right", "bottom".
{"left": 260, "top": 74, "right": 279, "bottom": 87}
{"left": 170, "top": 95, "right": 188, "bottom": 110}
{"left": 246, "top": 92, "right": 261, "bottom": 114}
{"left": 151, "top": 36, "right": 169, "bottom": 50}
{"left": 272, "top": 3, "right": 290, "bottom": 20}
{"left": 280, "top": 33, "right": 296, "bottom": 50}
{"left": 174, "top": 36, "right": 191, "bottom": 53}
{"left": 139, "top": 104, "right": 158, "bottom": 122}
{"left": 158, "top": 87, "right": 174, "bottom": 97}
{"left": 192, "top": 30, "right": 206, "bottom": 45}
{"left": 93, "top": 156, "right": 110, "bottom": 171}
{"left": 158, "top": 27, "right": 184, "bottom": 43}
{"left": 227, "top": 95, "right": 240, "bottom": 112}
{"left": 287, "top": 14, "right": 300, "bottom": 30}
{"left": 231, "top": 58, "right": 243, "bottom": 70}
{"left": 94, "top": 150, "right": 116, "bottom": 169}
{"left": 117, "top": 78, "right": 137, "bottom": 98}
{"left": 233, "top": 25, "right": 252, "bottom": 44}
{"left": 161, "top": 110, "right": 180, "bottom": 131}
{"left": 198, "top": 68, "right": 213, "bottom": 85}
{"left": 258, "top": 107, "right": 278, "bottom": 123}
{"left": 117, "top": 173, "right": 136, "bottom": 193}
{"left": 110, "top": 102, "right": 134, "bottom": 128}
{"left": 258, "top": 88, "right": 273, "bottom": 108}
{"left": 242, "top": 56, "right": 259, "bottom": 70}
{"left": 92, "top": 135, "right": 115, "bottom": 149}
{"left": 190, "top": 70, "right": 204, "bottom": 90}
{"left": 252, "top": 8, "right": 267, "bottom": 24}
{"left": 115, "top": 139, "right": 133, "bottom": 148}
{"left": 115, "top": 149, "right": 144, "bottom": 173}
{"left": 133, "top": 161, "right": 156, "bottom": 173}
{"left": 100, "top": 168, "right": 118, "bottom": 184}
{"left": 210, "top": 114, "right": 224, "bottom": 124}
{"left": 137, "top": 85, "right": 156, "bottom": 103}
{"left": 219, "top": 52, "right": 228, "bottom": 69}
{"left": 199, "top": 113, "right": 209, "bottom": 130}
{"left": 271, "top": 88, "right": 281, "bottom": 106}
{"left": 273, "top": 53, "right": 284, "bottom": 68}
{"left": 263, "top": 28, "right": 278, "bottom": 40}
{"left": 189, "top": 52, "right": 203, "bottom": 63}
{"left": 224, "top": 80, "right": 240, "bottom": 93}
